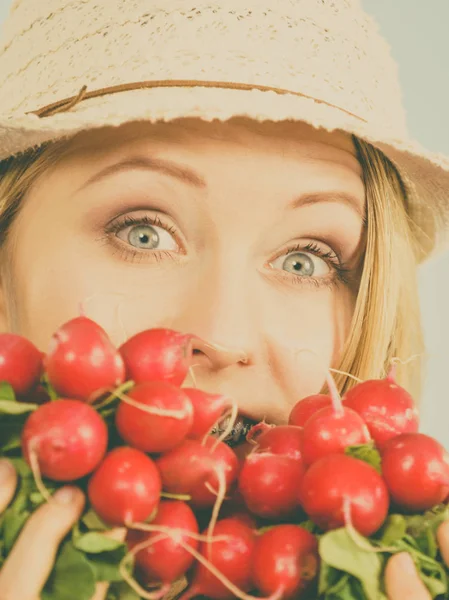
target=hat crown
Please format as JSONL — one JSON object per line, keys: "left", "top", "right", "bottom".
{"left": 0, "top": 0, "right": 407, "bottom": 135}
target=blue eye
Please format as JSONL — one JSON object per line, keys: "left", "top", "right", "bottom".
{"left": 271, "top": 251, "right": 330, "bottom": 277}
{"left": 116, "top": 223, "right": 178, "bottom": 251}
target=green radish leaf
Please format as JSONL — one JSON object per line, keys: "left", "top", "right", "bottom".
{"left": 82, "top": 509, "right": 110, "bottom": 531}
{"left": 1, "top": 508, "right": 30, "bottom": 553}
{"left": 0, "top": 382, "right": 16, "bottom": 401}
{"left": 89, "top": 546, "right": 129, "bottom": 582}
{"left": 319, "top": 528, "right": 388, "bottom": 600}
{"left": 0, "top": 399, "right": 37, "bottom": 415}
{"left": 41, "top": 540, "right": 96, "bottom": 600}
{"left": 0, "top": 416, "right": 25, "bottom": 453}
{"left": 344, "top": 442, "right": 382, "bottom": 474}
{"left": 106, "top": 581, "right": 140, "bottom": 600}
{"left": 377, "top": 514, "right": 407, "bottom": 546}
{"left": 74, "top": 532, "right": 125, "bottom": 554}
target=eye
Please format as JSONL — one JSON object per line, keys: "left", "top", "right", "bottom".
{"left": 270, "top": 250, "right": 330, "bottom": 277}
{"left": 116, "top": 222, "right": 178, "bottom": 251}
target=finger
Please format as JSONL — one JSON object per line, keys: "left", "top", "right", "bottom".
{"left": 90, "top": 528, "right": 127, "bottom": 600}
{"left": 385, "top": 552, "right": 431, "bottom": 600}
{"left": 0, "top": 486, "right": 85, "bottom": 600}
{"left": 0, "top": 459, "right": 18, "bottom": 512}
{"left": 437, "top": 520, "right": 449, "bottom": 565}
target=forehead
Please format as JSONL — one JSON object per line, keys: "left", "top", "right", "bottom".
{"left": 64, "top": 118, "right": 361, "bottom": 174}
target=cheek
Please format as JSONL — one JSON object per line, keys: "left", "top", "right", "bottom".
{"left": 8, "top": 226, "right": 186, "bottom": 349}
{"left": 263, "top": 285, "right": 355, "bottom": 408}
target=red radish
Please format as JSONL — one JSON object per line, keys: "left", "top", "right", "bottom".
{"left": 115, "top": 381, "right": 194, "bottom": 453}
{"left": 156, "top": 437, "right": 239, "bottom": 508}
{"left": 300, "top": 454, "right": 389, "bottom": 537}
{"left": 343, "top": 366, "right": 419, "bottom": 448}
{"left": 252, "top": 525, "right": 319, "bottom": 600}
{"left": 0, "top": 333, "right": 42, "bottom": 396}
{"left": 251, "top": 425, "right": 303, "bottom": 462}
{"left": 179, "top": 518, "right": 256, "bottom": 600}
{"left": 88, "top": 447, "right": 161, "bottom": 526}
{"left": 288, "top": 394, "right": 332, "bottom": 428}
{"left": 381, "top": 433, "right": 449, "bottom": 511}
{"left": 119, "top": 328, "right": 193, "bottom": 386}
{"left": 238, "top": 453, "right": 304, "bottom": 518}
{"left": 183, "top": 388, "right": 232, "bottom": 439}
{"left": 127, "top": 501, "right": 199, "bottom": 585}
{"left": 301, "top": 374, "right": 370, "bottom": 466}
{"left": 45, "top": 316, "right": 125, "bottom": 402}
{"left": 21, "top": 399, "right": 107, "bottom": 481}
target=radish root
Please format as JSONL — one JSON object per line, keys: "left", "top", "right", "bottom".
{"left": 28, "top": 440, "right": 52, "bottom": 503}
{"left": 119, "top": 533, "right": 172, "bottom": 599}
{"left": 329, "top": 368, "right": 363, "bottom": 384}
{"left": 115, "top": 390, "right": 190, "bottom": 420}
{"left": 176, "top": 537, "right": 285, "bottom": 600}
{"left": 342, "top": 497, "right": 395, "bottom": 553}
{"left": 325, "top": 371, "right": 344, "bottom": 415}
{"left": 126, "top": 521, "right": 232, "bottom": 544}
{"left": 206, "top": 467, "right": 227, "bottom": 554}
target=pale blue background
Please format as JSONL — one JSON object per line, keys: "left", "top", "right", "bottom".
{"left": 0, "top": 0, "right": 448, "bottom": 442}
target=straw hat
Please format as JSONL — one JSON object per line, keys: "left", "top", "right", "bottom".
{"left": 0, "top": 0, "right": 448, "bottom": 260}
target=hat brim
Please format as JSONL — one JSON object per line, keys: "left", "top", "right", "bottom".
{"left": 1, "top": 86, "right": 448, "bottom": 262}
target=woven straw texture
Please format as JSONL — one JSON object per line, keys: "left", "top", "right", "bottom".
{"left": 0, "top": 0, "right": 448, "bottom": 260}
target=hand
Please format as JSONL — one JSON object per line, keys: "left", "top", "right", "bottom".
{"left": 0, "top": 458, "right": 120, "bottom": 600}
{"left": 385, "top": 522, "right": 449, "bottom": 600}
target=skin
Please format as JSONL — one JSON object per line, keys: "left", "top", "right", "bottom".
{"left": 0, "top": 118, "right": 444, "bottom": 599}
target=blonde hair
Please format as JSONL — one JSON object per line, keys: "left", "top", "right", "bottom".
{"left": 0, "top": 125, "right": 426, "bottom": 402}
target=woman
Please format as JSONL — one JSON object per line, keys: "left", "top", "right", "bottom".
{"left": 0, "top": 0, "right": 448, "bottom": 598}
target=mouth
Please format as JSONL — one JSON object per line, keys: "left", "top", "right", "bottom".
{"left": 210, "top": 414, "right": 256, "bottom": 447}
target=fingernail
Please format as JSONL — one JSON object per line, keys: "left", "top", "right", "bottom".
{"left": 53, "top": 487, "right": 78, "bottom": 505}
{"left": 0, "top": 459, "right": 14, "bottom": 482}
{"left": 395, "top": 552, "right": 417, "bottom": 574}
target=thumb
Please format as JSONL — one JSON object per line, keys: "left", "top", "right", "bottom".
{"left": 0, "top": 459, "right": 18, "bottom": 513}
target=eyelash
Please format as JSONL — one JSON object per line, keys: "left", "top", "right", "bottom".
{"left": 274, "top": 242, "right": 352, "bottom": 290}
{"left": 102, "top": 214, "right": 181, "bottom": 263}
{"left": 102, "top": 214, "right": 352, "bottom": 288}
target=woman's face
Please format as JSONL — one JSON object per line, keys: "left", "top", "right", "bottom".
{"left": 0, "top": 119, "right": 365, "bottom": 426}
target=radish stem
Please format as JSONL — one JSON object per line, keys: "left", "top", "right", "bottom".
{"left": 386, "top": 363, "right": 397, "bottom": 383}
{"left": 246, "top": 421, "right": 273, "bottom": 445}
{"left": 93, "top": 380, "right": 135, "bottom": 411}
{"left": 160, "top": 491, "right": 192, "bottom": 501}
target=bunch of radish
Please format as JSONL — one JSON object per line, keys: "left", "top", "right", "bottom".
{"left": 1, "top": 316, "right": 449, "bottom": 600}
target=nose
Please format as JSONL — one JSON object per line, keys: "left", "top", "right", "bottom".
{"left": 190, "top": 336, "right": 249, "bottom": 370}
{"left": 169, "top": 256, "right": 259, "bottom": 371}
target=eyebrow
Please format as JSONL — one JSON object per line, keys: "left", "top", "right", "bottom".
{"left": 76, "top": 156, "right": 365, "bottom": 221}
{"left": 289, "top": 191, "right": 365, "bottom": 221}
{"left": 76, "top": 156, "right": 207, "bottom": 192}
